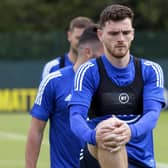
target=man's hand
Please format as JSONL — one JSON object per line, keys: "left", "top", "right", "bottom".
{"left": 95, "top": 117, "right": 131, "bottom": 152}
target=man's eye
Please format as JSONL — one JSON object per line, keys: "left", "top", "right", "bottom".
{"left": 109, "top": 32, "right": 119, "bottom": 36}
{"left": 109, "top": 31, "right": 132, "bottom": 36}
{"left": 122, "top": 31, "right": 131, "bottom": 35}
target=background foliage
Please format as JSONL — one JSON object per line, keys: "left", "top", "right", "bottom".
{"left": 1, "top": 0, "right": 168, "bottom": 31}
{"left": 0, "top": 0, "right": 167, "bottom": 60}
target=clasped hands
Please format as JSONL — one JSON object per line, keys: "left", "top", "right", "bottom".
{"left": 95, "top": 116, "right": 131, "bottom": 152}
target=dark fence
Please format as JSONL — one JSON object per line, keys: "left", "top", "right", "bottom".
{"left": 0, "top": 61, "right": 45, "bottom": 112}
{"left": 132, "top": 31, "right": 168, "bottom": 59}
{"left": 0, "top": 31, "right": 69, "bottom": 60}
{"left": 0, "top": 31, "right": 167, "bottom": 60}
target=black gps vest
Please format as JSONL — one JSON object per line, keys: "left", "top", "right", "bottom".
{"left": 59, "top": 55, "right": 65, "bottom": 68}
{"left": 89, "top": 57, "right": 144, "bottom": 119}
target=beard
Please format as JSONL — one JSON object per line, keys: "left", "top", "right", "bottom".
{"left": 105, "top": 43, "right": 130, "bottom": 59}
{"left": 71, "top": 46, "right": 78, "bottom": 56}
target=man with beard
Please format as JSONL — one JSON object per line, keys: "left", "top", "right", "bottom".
{"left": 41, "top": 16, "right": 93, "bottom": 80}
{"left": 69, "top": 4, "right": 165, "bottom": 168}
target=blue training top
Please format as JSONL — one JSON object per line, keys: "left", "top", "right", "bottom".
{"left": 41, "top": 53, "right": 73, "bottom": 80}
{"left": 31, "top": 66, "right": 84, "bottom": 168}
{"left": 69, "top": 55, "right": 165, "bottom": 168}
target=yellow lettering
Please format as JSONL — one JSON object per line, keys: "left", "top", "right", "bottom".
{"left": 28, "top": 89, "right": 37, "bottom": 110}
{"left": 11, "top": 89, "right": 20, "bottom": 111}
{"left": 0, "top": 89, "right": 10, "bottom": 111}
{"left": 0, "top": 88, "right": 37, "bottom": 113}
{"left": 20, "top": 89, "right": 29, "bottom": 112}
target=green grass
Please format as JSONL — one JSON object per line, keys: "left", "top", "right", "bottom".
{"left": 154, "top": 111, "right": 168, "bottom": 163}
{"left": 0, "top": 113, "right": 49, "bottom": 168}
{"left": 0, "top": 111, "right": 167, "bottom": 167}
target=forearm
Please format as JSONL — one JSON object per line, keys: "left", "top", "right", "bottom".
{"left": 25, "top": 118, "right": 45, "bottom": 168}
{"left": 25, "top": 130, "right": 43, "bottom": 168}
{"left": 70, "top": 105, "right": 96, "bottom": 145}
{"left": 129, "top": 100, "right": 162, "bottom": 139}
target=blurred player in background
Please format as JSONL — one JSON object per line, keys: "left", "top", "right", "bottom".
{"left": 69, "top": 4, "right": 165, "bottom": 168}
{"left": 41, "top": 16, "right": 93, "bottom": 80}
{"left": 25, "top": 25, "right": 104, "bottom": 168}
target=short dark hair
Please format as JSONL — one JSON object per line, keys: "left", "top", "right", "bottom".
{"left": 69, "top": 16, "right": 93, "bottom": 31}
{"left": 99, "top": 4, "right": 134, "bottom": 27}
{"left": 78, "top": 24, "right": 100, "bottom": 46}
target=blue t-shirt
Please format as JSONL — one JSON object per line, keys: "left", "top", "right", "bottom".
{"left": 41, "top": 53, "right": 73, "bottom": 80}
{"left": 69, "top": 55, "right": 165, "bottom": 168}
{"left": 31, "top": 66, "right": 83, "bottom": 168}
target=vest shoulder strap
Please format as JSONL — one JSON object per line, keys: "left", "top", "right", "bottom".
{"left": 59, "top": 55, "right": 65, "bottom": 68}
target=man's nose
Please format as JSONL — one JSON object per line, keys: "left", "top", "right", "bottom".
{"left": 117, "top": 32, "right": 124, "bottom": 41}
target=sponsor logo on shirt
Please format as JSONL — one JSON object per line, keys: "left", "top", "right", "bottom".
{"left": 64, "top": 94, "right": 72, "bottom": 102}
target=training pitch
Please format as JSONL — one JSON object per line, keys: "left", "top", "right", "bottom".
{"left": 0, "top": 111, "right": 167, "bottom": 168}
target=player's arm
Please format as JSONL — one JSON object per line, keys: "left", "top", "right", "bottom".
{"left": 25, "top": 72, "right": 58, "bottom": 168}
{"left": 69, "top": 61, "right": 98, "bottom": 144}
{"left": 130, "top": 61, "right": 165, "bottom": 139}
{"left": 70, "top": 105, "right": 96, "bottom": 144}
{"left": 25, "top": 117, "right": 46, "bottom": 168}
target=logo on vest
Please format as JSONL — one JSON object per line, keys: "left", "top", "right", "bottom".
{"left": 119, "top": 93, "right": 129, "bottom": 104}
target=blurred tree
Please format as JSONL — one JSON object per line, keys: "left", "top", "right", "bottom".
{"left": 0, "top": 0, "right": 167, "bottom": 31}
{"left": 0, "top": 0, "right": 167, "bottom": 60}
{"left": 133, "top": 0, "right": 168, "bottom": 30}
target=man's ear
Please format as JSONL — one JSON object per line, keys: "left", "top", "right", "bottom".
{"left": 84, "top": 47, "right": 92, "bottom": 58}
{"left": 131, "top": 28, "right": 135, "bottom": 41}
{"left": 67, "top": 31, "right": 71, "bottom": 42}
{"left": 97, "top": 29, "right": 103, "bottom": 42}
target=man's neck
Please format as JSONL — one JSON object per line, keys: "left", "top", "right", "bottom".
{"left": 68, "top": 49, "right": 78, "bottom": 64}
{"left": 105, "top": 52, "right": 130, "bottom": 68}
{"left": 73, "top": 57, "right": 87, "bottom": 72}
